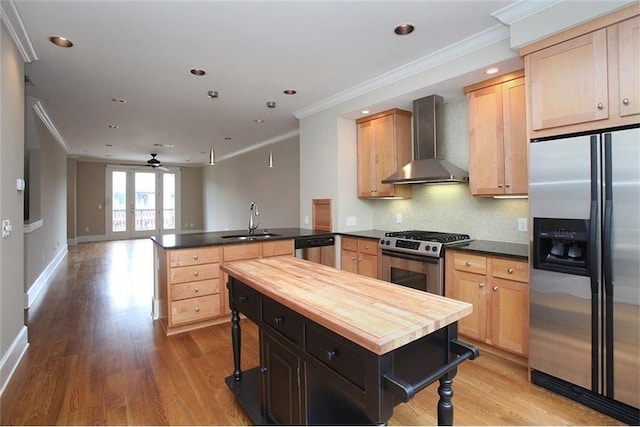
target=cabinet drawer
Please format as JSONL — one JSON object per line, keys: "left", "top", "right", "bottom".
{"left": 262, "top": 239, "right": 294, "bottom": 257}
{"left": 357, "top": 238, "right": 378, "bottom": 255}
{"left": 223, "top": 243, "right": 261, "bottom": 262}
{"left": 452, "top": 252, "right": 487, "bottom": 275}
{"left": 170, "top": 263, "right": 219, "bottom": 284}
{"left": 341, "top": 237, "right": 358, "bottom": 252}
{"left": 170, "top": 247, "right": 219, "bottom": 267}
{"left": 305, "top": 323, "right": 365, "bottom": 389}
{"left": 171, "top": 295, "right": 220, "bottom": 325}
{"left": 171, "top": 278, "right": 219, "bottom": 301}
{"left": 231, "top": 280, "right": 261, "bottom": 320}
{"left": 262, "top": 298, "right": 303, "bottom": 345}
{"left": 492, "top": 258, "right": 529, "bottom": 283}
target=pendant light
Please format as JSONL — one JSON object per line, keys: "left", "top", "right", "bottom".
{"left": 208, "top": 90, "right": 219, "bottom": 166}
{"left": 266, "top": 101, "right": 276, "bottom": 168}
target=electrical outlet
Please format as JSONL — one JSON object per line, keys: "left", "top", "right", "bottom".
{"left": 396, "top": 213, "right": 402, "bottom": 224}
{"left": 304, "top": 215, "right": 309, "bottom": 225}
{"left": 2, "top": 219, "right": 12, "bottom": 238}
{"left": 518, "top": 218, "right": 528, "bottom": 232}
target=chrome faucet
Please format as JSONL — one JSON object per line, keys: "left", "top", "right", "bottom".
{"left": 248, "top": 201, "right": 260, "bottom": 234}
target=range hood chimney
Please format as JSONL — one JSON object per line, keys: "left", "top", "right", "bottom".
{"left": 382, "top": 95, "right": 469, "bottom": 184}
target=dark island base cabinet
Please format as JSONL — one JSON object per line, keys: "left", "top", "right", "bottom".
{"left": 225, "top": 277, "right": 478, "bottom": 426}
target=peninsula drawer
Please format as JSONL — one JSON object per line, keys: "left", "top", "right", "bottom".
{"left": 305, "top": 323, "right": 365, "bottom": 389}
{"left": 262, "top": 298, "right": 303, "bottom": 345}
{"left": 171, "top": 294, "right": 220, "bottom": 325}
{"left": 452, "top": 252, "right": 487, "bottom": 275}
{"left": 169, "top": 247, "right": 219, "bottom": 267}
{"left": 171, "top": 278, "right": 219, "bottom": 301}
{"left": 492, "top": 258, "right": 529, "bottom": 283}
{"left": 231, "top": 281, "right": 261, "bottom": 320}
{"left": 170, "top": 263, "right": 219, "bottom": 284}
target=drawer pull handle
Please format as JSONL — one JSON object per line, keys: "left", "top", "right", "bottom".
{"left": 465, "top": 261, "right": 472, "bottom": 267}
{"left": 193, "top": 255, "right": 199, "bottom": 260}
{"left": 274, "top": 316, "right": 284, "bottom": 325}
{"left": 507, "top": 268, "right": 514, "bottom": 274}
{"left": 493, "top": 286, "right": 499, "bottom": 291}
{"left": 622, "top": 98, "right": 630, "bottom": 106}
{"left": 193, "top": 271, "right": 199, "bottom": 277}
{"left": 239, "top": 295, "right": 248, "bottom": 302}
{"left": 195, "top": 307, "right": 200, "bottom": 312}
{"left": 194, "top": 287, "right": 199, "bottom": 293}
{"left": 325, "top": 349, "right": 338, "bottom": 361}
{"left": 597, "top": 102, "right": 604, "bottom": 110}
{"left": 479, "top": 283, "right": 485, "bottom": 288}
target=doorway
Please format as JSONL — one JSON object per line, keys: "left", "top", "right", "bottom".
{"left": 106, "top": 166, "right": 179, "bottom": 239}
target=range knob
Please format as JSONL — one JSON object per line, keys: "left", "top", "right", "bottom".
{"left": 424, "top": 245, "right": 431, "bottom": 252}
{"left": 385, "top": 240, "right": 390, "bottom": 245}
{"left": 432, "top": 246, "right": 438, "bottom": 252}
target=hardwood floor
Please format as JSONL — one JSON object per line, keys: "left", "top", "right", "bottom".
{"left": 1, "top": 240, "right": 623, "bottom": 425}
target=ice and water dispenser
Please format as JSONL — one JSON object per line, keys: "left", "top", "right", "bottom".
{"left": 533, "top": 218, "right": 590, "bottom": 276}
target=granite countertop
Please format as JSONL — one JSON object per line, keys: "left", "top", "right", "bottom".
{"left": 446, "top": 240, "right": 529, "bottom": 260}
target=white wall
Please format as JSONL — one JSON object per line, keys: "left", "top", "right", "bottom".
{"left": 203, "top": 136, "right": 300, "bottom": 232}
{"left": 1, "top": 22, "right": 27, "bottom": 393}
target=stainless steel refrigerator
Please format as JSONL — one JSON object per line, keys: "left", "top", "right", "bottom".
{"left": 529, "top": 125, "right": 639, "bottom": 425}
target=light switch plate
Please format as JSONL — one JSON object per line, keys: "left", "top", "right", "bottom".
{"left": 395, "top": 213, "right": 402, "bottom": 224}
{"left": 518, "top": 218, "right": 528, "bottom": 232}
{"left": 346, "top": 216, "right": 357, "bottom": 227}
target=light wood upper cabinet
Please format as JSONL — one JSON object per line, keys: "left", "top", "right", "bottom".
{"left": 356, "top": 109, "right": 412, "bottom": 199}
{"left": 522, "top": 6, "right": 639, "bottom": 138}
{"left": 465, "top": 71, "right": 527, "bottom": 196}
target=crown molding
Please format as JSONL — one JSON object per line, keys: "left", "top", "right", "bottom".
{"left": 491, "top": 0, "right": 564, "bottom": 25}
{"left": 31, "top": 100, "right": 70, "bottom": 152}
{"left": 294, "top": 24, "right": 509, "bottom": 120}
{"left": 0, "top": 0, "right": 38, "bottom": 63}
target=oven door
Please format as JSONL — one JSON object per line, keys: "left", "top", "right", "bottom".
{"left": 381, "top": 250, "right": 443, "bottom": 295}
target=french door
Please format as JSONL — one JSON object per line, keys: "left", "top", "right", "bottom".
{"left": 106, "top": 166, "right": 179, "bottom": 239}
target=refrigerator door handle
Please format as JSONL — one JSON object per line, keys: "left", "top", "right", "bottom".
{"left": 603, "top": 132, "right": 614, "bottom": 398}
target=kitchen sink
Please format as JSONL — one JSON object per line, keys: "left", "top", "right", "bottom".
{"left": 221, "top": 233, "right": 281, "bottom": 241}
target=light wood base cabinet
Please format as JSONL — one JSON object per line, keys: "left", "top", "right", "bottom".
{"left": 340, "top": 236, "right": 379, "bottom": 279}
{"left": 522, "top": 5, "right": 639, "bottom": 138}
{"left": 445, "top": 250, "right": 530, "bottom": 357}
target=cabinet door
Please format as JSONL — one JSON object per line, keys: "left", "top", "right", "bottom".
{"left": 489, "top": 278, "right": 530, "bottom": 356}
{"left": 617, "top": 16, "right": 640, "bottom": 117}
{"left": 356, "top": 120, "right": 375, "bottom": 198}
{"left": 528, "top": 28, "right": 609, "bottom": 130}
{"left": 371, "top": 114, "right": 396, "bottom": 198}
{"left": 468, "top": 83, "right": 505, "bottom": 195}
{"left": 341, "top": 249, "right": 358, "bottom": 274}
{"left": 454, "top": 270, "right": 487, "bottom": 342}
{"left": 358, "top": 253, "right": 378, "bottom": 279}
{"left": 502, "top": 77, "right": 528, "bottom": 195}
{"left": 262, "top": 331, "right": 302, "bottom": 425}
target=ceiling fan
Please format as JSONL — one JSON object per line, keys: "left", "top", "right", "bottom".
{"left": 145, "top": 153, "right": 169, "bottom": 171}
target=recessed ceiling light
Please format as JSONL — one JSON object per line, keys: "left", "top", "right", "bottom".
{"left": 225, "top": 137, "right": 232, "bottom": 141}
{"left": 153, "top": 143, "right": 175, "bottom": 148}
{"left": 111, "top": 98, "right": 126, "bottom": 103}
{"left": 255, "top": 119, "right": 265, "bottom": 124}
{"left": 108, "top": 124, "right": 119, "bottom": 129}
{"left": 361, "top": 110, "right": 370, "bottom": 115}
{"left": 394, "top": 24, "right": 414, "bottom": 36}
{"left": 190, "top": 68, "right": 206, "bottom": 76}
{"left": 485, "top": 67, "right": 500, "bottom": 75}
{"left": 49, "top": 36, "right": 73, "bottom": 47}
{"left": 283, "top": 89, "right": 297, "bottom": 95}
{"left": 106, "top": 144, "right": 113, "bottom": 147}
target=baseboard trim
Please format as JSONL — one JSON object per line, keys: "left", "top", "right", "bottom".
{"left": 25, "top": 245, "right": 68, "bottom": 308}
{"left": 0, "top": 326, "right": 29, "bottom": 396}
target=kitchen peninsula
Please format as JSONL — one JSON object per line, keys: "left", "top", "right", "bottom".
{"left": 222, "top": 255, "right": 478, "bottom": 425}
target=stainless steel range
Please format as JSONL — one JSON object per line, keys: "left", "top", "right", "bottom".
{"left": 379, "top": 230, "right": 471, "bottom": 295}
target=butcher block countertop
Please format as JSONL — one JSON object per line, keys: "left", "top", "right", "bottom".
{"left": 221, "top": 255, "right": 473, "bottom": 355}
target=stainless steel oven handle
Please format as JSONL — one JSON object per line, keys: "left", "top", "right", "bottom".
{"left": 381, "top": 250, "right": 440, "bottom": 264}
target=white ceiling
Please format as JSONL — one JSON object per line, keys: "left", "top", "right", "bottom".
{"left": 11, "top": 0, "right": 523, "bottom": 167}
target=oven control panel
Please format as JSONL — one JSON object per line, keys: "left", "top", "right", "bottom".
{"left": 378, "top": 238, "right": 442, "bottom": 258}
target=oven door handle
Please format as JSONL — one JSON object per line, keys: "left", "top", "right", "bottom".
{"left": 381, "top": 250, "right": 440, "bottom": 264}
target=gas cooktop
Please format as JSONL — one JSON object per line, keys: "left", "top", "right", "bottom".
{"left": 379, "top": 230, "right": 472, "bottom": 258}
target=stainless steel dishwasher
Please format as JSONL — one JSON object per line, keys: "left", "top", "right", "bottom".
{"left": 294, "top": 235, "right": 335, "bottom": 267}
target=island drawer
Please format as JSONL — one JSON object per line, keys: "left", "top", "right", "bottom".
{"left": 305, "top": 323, "right": 365, "bottom": 389}
{"left": 262, "top": 298, "right": 303, "bottom": 345}
{"left": 171, "top": 278, "right": 219, "bottom": 301}
{"left": 452, "top": 252, "right": 487, "bottom": 275}
{"left": 171, "top": 294, "right": 220, "bottom": 325}
{"left": 492, "top": 258, "right": 529, "bottom": 283}
{"left": 170, "top": 247, "right": 219, "bottom": 267}
{"left": 170, "top": 263, "right": 219, "bottom": 284}
{"left": 231, "top": 280, "right": 261, "bottom": 320}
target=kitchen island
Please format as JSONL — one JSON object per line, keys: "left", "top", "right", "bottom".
{"left": 222, "top": 256, "right": 477, "bottom": 425}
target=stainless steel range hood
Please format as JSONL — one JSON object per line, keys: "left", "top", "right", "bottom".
{"left": 382, "top": 95, "right": 469, "bottom": 184}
